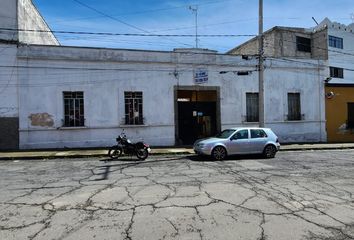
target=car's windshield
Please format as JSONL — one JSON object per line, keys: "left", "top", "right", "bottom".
{"left": 215, "top": 129, "right": 236, "bottom": 139}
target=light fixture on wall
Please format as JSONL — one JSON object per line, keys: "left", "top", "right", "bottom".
{"left": 171, "top": 69, "right": 179, "bottom": 78}
{"left": 324, "top": 77, "right": 332, "bottom": 83}
{"left": 326, "top": 91, "right": 335, "bottom": 99}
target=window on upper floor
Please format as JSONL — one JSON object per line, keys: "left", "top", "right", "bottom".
{"left": 296, "top": 36, "right": 311, "bottom": 53}
{"left": 287, "top": 93, "right": 302, "bottom": 121}
{"left": 330, "top": 67, "right": 344, "bottom": 78}
{"left": 328, "top": 35, "right": 343, "bottom": 49}
{"left": 63, "top": 91, "right": 85, "bottom": 127}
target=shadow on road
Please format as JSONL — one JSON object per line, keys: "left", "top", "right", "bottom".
{"left": 94, "top": 156, "right": 187, "bottom": 181}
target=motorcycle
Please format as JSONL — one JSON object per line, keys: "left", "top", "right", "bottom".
{"left": 108, "top": 131, "right": 151, "bottom": 160}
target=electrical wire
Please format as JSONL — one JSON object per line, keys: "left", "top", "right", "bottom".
{"left": 0, "top": 28, "right": 256, "bottom": 38}
{"left": 71, "top": 0, "right": 193, "bottom": 48}
{"left": 49, "top": 0, "right": 236, "bottom": 24}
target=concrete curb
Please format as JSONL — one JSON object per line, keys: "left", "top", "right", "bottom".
{"left": 1, "top": 145, "right": 354, "bottom": 160}
{"left": 0, "top": 150, "right": 194, "bottom": 160}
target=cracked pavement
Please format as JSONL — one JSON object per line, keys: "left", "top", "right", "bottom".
{"left": 0, "top": 150, "right": 353, "bottom": 240}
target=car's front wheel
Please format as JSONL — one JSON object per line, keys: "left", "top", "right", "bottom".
{"left": 211, "top": 146, "right": 227, "bottom": 160}
{"left": 263, "top": 145, "right": 276, "bottom": 158}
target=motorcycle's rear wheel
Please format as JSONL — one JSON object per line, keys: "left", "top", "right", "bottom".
{"left": 136, "top": 148, "right": 149, "bottom": 160}
{"left": 108, "top": 146, "right": 123, "bottom": 159}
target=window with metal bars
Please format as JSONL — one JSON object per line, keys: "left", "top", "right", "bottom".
{"left": 287, "top": 93, "right": 301, "bottom": 121}
{"left": 63, "top": 91, "right": 85, "bottom": 127}
{"left": 125, "top": 91, "right": 143, "bottom": 125}
{"left": 246, "top": 93, "right": 259, "bottom": 122}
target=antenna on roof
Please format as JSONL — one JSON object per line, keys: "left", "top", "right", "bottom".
{"left": 189, "top": 5, "right": 199, "bottom": 48}
{"left": 312, "top": 17, "right": 319, "bottom": 25}
{"left": 351, "top": 13, "right": 354, "bottom": 23}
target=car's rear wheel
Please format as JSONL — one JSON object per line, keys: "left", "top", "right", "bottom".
{"left": 212, "top": 146, "right": 227, "bottom": 160}
{"left": 263, "top": 145, "right": 276, "bottom": 158}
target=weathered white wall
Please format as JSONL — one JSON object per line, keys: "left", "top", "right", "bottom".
{"left": 218, "top": 58, "right": 326, "bottom": 142}
{"left": 328, "top": 24, "right": 354, "bottom": 84}
{"left": 17, "top": 0, "right": 59, "bottom": 45}
{"left": 0, "top": 43, "right": 18, "bottom": 117}
{"left": 16, "top": 45, "right": 326, "bottom": 149}
{"left": 0, "top": 0, "right": 18, "bottom": 42}
{"left": 16, "top": 46, "right": 251, "bottom": 148}
{"left": 264, "top": 59, "right": 327, "bottom": 142}
{"left": 0, "top": 0, "right": 59, "bottom": 45}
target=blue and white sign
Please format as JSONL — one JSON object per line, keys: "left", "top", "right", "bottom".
{"left": 194, "top": 68, "right": 208, "bottom": 84}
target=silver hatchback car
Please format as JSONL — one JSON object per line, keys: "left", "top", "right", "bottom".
{"left": 193, "top": 127, "right": 280, "bottom": 160}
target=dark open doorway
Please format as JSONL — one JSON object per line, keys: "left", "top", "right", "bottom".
{"left": 176, "top": 88, "right": 220, "bottom": 145}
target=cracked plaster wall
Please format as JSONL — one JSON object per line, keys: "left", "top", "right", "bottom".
{"left": 0, "top": 43, "right": 19, "bottom": 149}
{"left": 15, "top": 45, "right": 327, "bottom": 149}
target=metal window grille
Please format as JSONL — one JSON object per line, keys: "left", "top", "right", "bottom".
{"left": 296, "top": 36, "right": 311, "bottom": 53}
{"left": 287, "top": 93, "right": 301, "bottom": 121}
{"left": 125, "top": 91, "right": 143, "bottom": 125}
{"left": 63, "top": 91, "right": 84, "bottom": 127}
{"left": 246, "top": 93, "right": 259, "bottom": 122}
{"left": 329, "top": 35, "right": 343, "bottom": 49}
{"left": 347, "top": 103, "right": 354, "bottom": 129}
{"left": 330, "top": 67, "right": 344, "bottom": 78}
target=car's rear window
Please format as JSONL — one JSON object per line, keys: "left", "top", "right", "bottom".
{"left": 250, "top": 129, "right": 267, "bottom": 138}
{"left": 216, "top": 129, "right": 236, "bottom": 139}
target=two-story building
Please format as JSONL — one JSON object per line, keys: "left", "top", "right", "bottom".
{"left": 228, "top": 19, "right": 354, "bottom": 143}
{"left": 312, "top": 19, "right": 354, "bottom": 142}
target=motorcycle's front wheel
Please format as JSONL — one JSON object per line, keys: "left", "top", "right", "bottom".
{"left": 136, "top": 148, "right": 149, "bottom": 160}
{"left": 108, "top": 146, "right": 123, "bottom": 159}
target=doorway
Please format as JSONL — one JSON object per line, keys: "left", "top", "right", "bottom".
{"left": 175, "top": 88, "right": 220, "bottom": 145}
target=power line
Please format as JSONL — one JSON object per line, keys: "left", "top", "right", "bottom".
{"left": 71, "top": 0, "right": 193, "bottom": 48}
{"left": 50, "top": 0, "right": 235, "bottom": 24}
{"left": 0, "top": 27, "right": 256, "bottom": 38}
{"left": 268, "top": 57, "right": 354, "bottom": 72}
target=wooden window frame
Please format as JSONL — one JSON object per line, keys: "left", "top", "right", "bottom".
{"left": 246, "top": 92, "right": 259, "bottom": 122}
{"left": 287, "top": 93, "right": 302, "bottom": 121}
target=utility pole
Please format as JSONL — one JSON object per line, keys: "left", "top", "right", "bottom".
{"left": 258, "top": 0, "right": 265, "bottom": 127}
{"left": 189, "top": 5, "right": 198, "bottom": 48}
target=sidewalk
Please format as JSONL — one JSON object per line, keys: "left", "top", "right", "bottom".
{"left": 1, "top": 143, "right": 354, "bottom": 160}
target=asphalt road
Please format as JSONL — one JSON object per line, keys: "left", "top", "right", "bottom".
{"left": 0, "top": 150, "right": 354, "bottom": 240}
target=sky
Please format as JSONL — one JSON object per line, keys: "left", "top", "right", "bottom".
{"left": 33, "top": 0, "right": 354, "bottom": 53}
